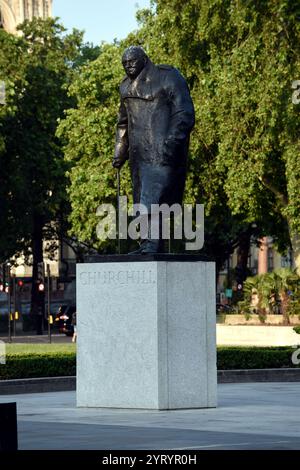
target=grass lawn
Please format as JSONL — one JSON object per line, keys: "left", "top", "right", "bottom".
{"left": 6, "top": 343, "right": 76, "bottom": 356}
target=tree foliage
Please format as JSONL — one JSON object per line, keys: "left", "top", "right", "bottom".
{"left": 240, "top": 268, "right": 300, "bottom": 324}
{"left": 135, "top": 0, "right": 300, "bottom": 267}
{"left": 0, "top": 29, "right": 27, "bottom": 259}
{"left": 0, "top": 18, "right": 100, "bottom": 324}
{"left": 0, "top": 18, "right": 102, "bottom": 262}
{"left": 58, "top": 43, "right": 128, "bottom": 250}
{"left": 59, "top": 1, "right": 300, "bottom": 272}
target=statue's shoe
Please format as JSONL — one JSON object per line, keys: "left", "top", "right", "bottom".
{"left": 128, "top": 242, "right": 165, "bottom": 255}
{"left": 141, "top": 240, "right": 165, "bottom": 254}
{"left": 128, "top": 246, "right": 144, "bottom": 255}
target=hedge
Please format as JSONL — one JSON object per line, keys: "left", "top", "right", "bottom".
{"left": 217, "top": 347, "right": 300, "bottom": 370}
{"left": 0, "top": 353, "right": 76, "bottom": 380}
{"left": 0, "top": 347, "right": 299, "bottom": 380}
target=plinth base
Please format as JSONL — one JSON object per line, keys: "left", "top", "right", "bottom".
{"left": 76, "top": 258, "right": 217, "bottom": 409}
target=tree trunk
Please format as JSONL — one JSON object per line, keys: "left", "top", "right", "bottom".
{"left": 280, "top": 292, "right": 290, "bottom": 325}
{"left": 291, "top": 234, "right": 300, "bottom": 276}
{"left": 258, "top": 237, "right": 268, "bottom": 274}
{"left": 30, "top": 215, "right": 45, "bottom": 335}
{"left": 235, "top": 228, "right": 252, "bottom": 284}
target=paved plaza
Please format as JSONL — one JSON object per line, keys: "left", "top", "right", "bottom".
{"left": 0, "top": 382, "right": 300, "bottom": 450}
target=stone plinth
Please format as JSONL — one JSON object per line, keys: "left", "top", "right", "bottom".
{"left": 76, "top": 256, "right": 217, "bottom": 410}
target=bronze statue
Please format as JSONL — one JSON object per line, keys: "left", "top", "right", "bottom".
{"left": 113, "top": 46, "right": 195, "bottom": 253}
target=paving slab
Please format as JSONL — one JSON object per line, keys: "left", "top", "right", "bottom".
{"left": 0, "top": 382, "right": 300, "bottom": 450}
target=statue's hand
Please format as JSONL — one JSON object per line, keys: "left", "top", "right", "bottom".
{"left": 112, "top": 157, "right": 126, "bottom": 169}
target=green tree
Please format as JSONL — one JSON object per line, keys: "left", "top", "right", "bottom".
{"left": 0, "top": 29, "right": 28, "bottom": 261}
{"left": 58, "top": 4, "right": 257, "bottom": 270}
{"left": 59, "top": 1, "right": 300, "bottom": 276}
{"left": 0, "top": 18, "right": 90, "bottom": 331}
{"left": 209, "top": 1, "right": 300, "bottom": 272}
{"left": 240, "top": 268, "right": 300, "bottom": 325}
{"left": 133, "top": 1, "right": 271, "bottom": 270}
{"left": 57, "top": 42, "right": 133, "bottom": 253}
{"left": 135, "top": 0, "right": 300, "bottom": 269}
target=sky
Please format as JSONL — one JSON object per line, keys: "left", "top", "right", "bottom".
{"left": 52, "top": 0, "right": 151, "bottom": 45}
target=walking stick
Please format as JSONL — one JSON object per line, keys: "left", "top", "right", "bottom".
{"left": 117, "top": 169, "right": 121, "bottom": 254}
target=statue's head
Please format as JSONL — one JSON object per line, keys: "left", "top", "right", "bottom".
{"left": 122, "top": 46, "right": 148, "bottom": 79}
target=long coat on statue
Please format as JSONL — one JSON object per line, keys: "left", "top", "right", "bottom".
{"left": 114, "top": 59, "right": 195, "bottom": 211}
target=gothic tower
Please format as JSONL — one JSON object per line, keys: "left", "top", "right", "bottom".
{"left": 0, "top": 0, "right": 52, "bottom": 34}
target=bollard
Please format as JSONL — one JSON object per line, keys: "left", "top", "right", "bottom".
{"left": 0, "top": 402, "right": 18, "bottom": 450}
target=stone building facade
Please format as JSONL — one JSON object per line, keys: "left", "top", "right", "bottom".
{"left": 0, "top": 0, "right": 52, "bottom": 33}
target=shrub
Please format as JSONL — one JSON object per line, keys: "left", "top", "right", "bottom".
{"left": 0, "top": 346, "right": 299, "bottom": 380}
{"left": 239, "top": 269, "right": 300, "bottom": 324}
{"left": 0, "top": 352, "right": 76, "bottom": 380}
{"left": 217, "top": 346, "right": 300, "bottom": 370}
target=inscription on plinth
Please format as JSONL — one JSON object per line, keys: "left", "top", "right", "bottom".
{"left": 77, "top": 261, "right": 217, "bottom": 410}
{"left": 79, "top": 269, "right": 156, "bottom": 286}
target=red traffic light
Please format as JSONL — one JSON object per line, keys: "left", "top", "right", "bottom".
{"left": 18, "top": 280, "right": 24, "bottom": 287}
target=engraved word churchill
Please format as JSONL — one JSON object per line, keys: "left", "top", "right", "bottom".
{"left": 80, "top": 270, "right": 156, "bottom": 286}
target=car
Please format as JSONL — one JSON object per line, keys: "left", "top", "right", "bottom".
{"left": 216, "top": 303, "right": 235, "bottom": 315}
{"left": 55, "top": 304, "right": 76, "bottom": 336}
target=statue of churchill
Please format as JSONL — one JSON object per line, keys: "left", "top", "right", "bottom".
{"left": 113, "top": 46, "right": 195, "bottom": 254}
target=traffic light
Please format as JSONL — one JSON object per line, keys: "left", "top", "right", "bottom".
{"left": 4, "top": 265, "right": 10, "bottom": 294}
{"left": 0, "top": 265, "right": 12, "bottom": 294}
{"left": 17, "top": 280, "right": 24, "bottom": 288}
{"left": 0, "top": 265, "right": 4, "bottom": 292}
{"left": 235, "top": 266, "right": 245, "bottom": 292}
{"left": 37, "top": 262, "right": 45, "bottom": 292}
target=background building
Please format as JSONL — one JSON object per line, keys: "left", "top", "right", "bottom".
{"left": 0, "top": 0, "right": 52, "bottom": 33}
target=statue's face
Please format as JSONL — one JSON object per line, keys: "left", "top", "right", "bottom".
{"left": 122, "top": 52, "right": 146, "bottom": 79}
